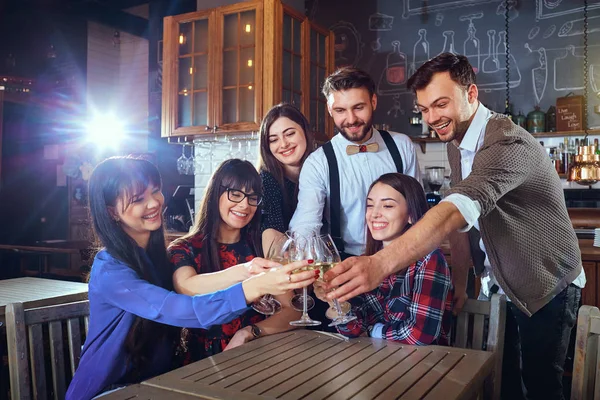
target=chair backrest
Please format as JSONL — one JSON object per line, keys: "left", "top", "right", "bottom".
{"left": 452, "top": 293, "right": 506, "bottom": 400}
{"left": 5, "top": 300, "right": 90, "bottom": 400}
{"left": 571, "top": 305, "right": 600, "bottom": 400}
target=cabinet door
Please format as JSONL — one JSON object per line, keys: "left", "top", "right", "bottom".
{"left": 214, "top": 1, "right": 263, "bottom": 133}
{"left": 163, "top": 10, "right": 215, "bottom": 137}
{"left": 309, "top": 22, "right": 334, "bottom": 142}
{"left": 281, "top": 7, "right": 306, "bottom": 111}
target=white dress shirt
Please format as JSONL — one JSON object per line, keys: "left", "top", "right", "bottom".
{"left": 290, "top": 129, "right": 420, "bottom": 256}
{"left": 442, "top": 103, "right": 585, "bottom": 300}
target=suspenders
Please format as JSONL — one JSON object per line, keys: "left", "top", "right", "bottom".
{"left": 322, "top": 130, "right": 404, "bottom": 255}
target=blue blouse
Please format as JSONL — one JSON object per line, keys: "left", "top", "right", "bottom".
{"left": 66, "top": 249, "right": 248, "bottom": 400}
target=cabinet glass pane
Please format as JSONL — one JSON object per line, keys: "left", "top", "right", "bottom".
{"left": 310, "top": 29, "right": 317, "bottom": 63}
{"left": 318, "top": 104, "right": 325, "bottom": 135}
{"left": 282, "top": 89, "right": 291, "bottom": 104}
{"left": 193, "top": 19, "right": 209, "bottom": 53}
{"left": 282, "top": 51, "right": 292, "bottom": 89}
{"left": 239, "top": 11, "right": 256, "bottom": 47}
{"left": 179, "top": 22, "right": 192, "bottom": 55}
{"left": 193, "top": 92, "right": 208, "bottom": 126}
{"left": 178, "top": 94, "right": 192, "bottom": 127}
{"left": 318, "top": 33, "right": 326, "bottom": 63}
{"left": 239, "top": 86, "right": 255, "bottom": 122}
{"left": 223, "top": 50, "right": 237, "bottom": 87}
{"left": 179, "top": 57, "right": 192, "bottom": 93}
{"left": 240, "top": 47, "right": 255, "bottom": 86}
{"left": 193, "top": 55, "right": 208, "bottom": 90}
{"left": 293, "top": 18, "right": 302, "bottom": 54}
{"left": 283, "top": 14, "right": 292, "bottom": 50}
{"left": 309, "top": 101, "right": 317, "bottom": 131}
{"left": 293, "top": 55, "right": 302, "bottom": 92}
{"left": 223, "top": 14, "right": 238, "bottom": 49}
{"left": 318, "top": 67, "right": 326, "bottom": 95}
{"left": 310, "top": 63, "right": 318, "bottom": 98}
{"left": 222, "top": 88, "right": 237, "bottom": 124}
{"left": 292, "top": 92, "right": 302, "bottom": 109}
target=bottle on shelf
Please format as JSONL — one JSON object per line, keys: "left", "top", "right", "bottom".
{"left": 561, "top": 140, "right": 568, "bottom": 174}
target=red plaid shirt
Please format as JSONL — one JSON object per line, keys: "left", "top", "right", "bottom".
{"left": 336, "top": 248, "right": 453, "bottom": 346}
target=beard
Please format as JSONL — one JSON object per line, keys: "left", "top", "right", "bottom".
{"left": 335, "top": 116, "right": 374, "bottom": 143}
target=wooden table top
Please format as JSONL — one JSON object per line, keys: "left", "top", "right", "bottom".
{"left": 142, "top": 330, "right": 495, "bottom": 400}
{"left": 0, "top": 277, "right": 88, "bottom": 320}
{"left": 100, "top": 384, "right": 212, "bottom": 399}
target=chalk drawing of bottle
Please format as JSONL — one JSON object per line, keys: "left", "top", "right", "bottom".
{"left": 482, "top": 30, "right": 500, "bottom": 73}
{"left": 386, "top": 40, "right": 407, "bottom": 85}
{"left": 439, "top": 31, "right": 457, "bottom": 55}
{"left": 496, "top": 31, "right": 507, "bottom": 64}
{"left": 409, "top": 29, "right": 430, "bottom": 76}
{"left": 461, "top": 13, "right": 482, "bottom": 73}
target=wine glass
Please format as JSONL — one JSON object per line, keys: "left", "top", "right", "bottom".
{"left": 289, "top": 234, "right": 315, "bottom": 313}
{"left": 289, "top": 234, "right": 321, "bottom": 326}
{"left": 176, "top": 145, "right": 189, "bottom": 175}
{"left": 426, "top": 167, "right": 445, "bottom": 195}
{"left": 317, "top": 234, "right": 357, "bottom": 327}
{"left": 250, "top": 233, "right": 291, "bottom": 315}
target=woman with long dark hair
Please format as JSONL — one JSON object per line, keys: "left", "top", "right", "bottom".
{"left": 67, "top": 157, "right": 316, "bottom": 400}
{"left": 316, "top": 173, "right": 453, "bottom": 345}
{"left": 258, "top": 103, "right": 315, "bottom": 254}
{"left": 169, "top": 159, "right": 311, "bottom": 361}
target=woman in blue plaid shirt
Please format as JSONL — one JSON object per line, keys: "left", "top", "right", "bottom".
{"left": 318, "top": 173, "right": 453, "bottom": 345}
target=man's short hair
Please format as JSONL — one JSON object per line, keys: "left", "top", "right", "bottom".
{"left": 322, "top": 66, "right": 376, "bottom": 99}
{"left": 407, "top": 53, "right": 476, "bottom": 93}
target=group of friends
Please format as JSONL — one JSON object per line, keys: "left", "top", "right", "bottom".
{"left": 66, "top": 53, "right": 583, "bottom": 400}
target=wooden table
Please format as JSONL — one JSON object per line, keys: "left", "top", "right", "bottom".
{"left": 139, "top": 330, "right": 495, "bottom": 400}
{"left": 0, "top": 243, "right": 83, "bottom": 277}
{"left": 0, "top": 277, "right": 88, "bottom": 324}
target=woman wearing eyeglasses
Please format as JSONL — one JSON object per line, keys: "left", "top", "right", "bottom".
{"left": 168, "top": 159, "right": 307, "bottom": 363}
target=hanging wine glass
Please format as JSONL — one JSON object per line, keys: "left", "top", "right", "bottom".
{"left": 233, "top": 141, "right": 245, "bottom": 159}
{"left": 185, "top": 144, "right": 195, "bottom": 175}
{"left": 317, "top": 234, "right": 357, "bottom": 327}
{"left": 289, "top": 233, "right": 321, "bottom": 326}
{"left": 250, "top": 233, "right": 291, "bottom": 315}
{"left": 176, "top": 145, "right": 188, "bottom": 175}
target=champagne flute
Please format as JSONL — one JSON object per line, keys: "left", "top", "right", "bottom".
{"left": 250, "top": 233, "right": 292, "bottom": 315}
{"left": 318, "top": 234, "right": 357, "bottom": 327}
{"left": 289, "top": 234, "right": 321, "bottom": 326}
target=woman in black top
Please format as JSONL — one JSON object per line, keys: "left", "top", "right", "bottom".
{"left": 258, "top": 103, "right": 315, "bottom": 254}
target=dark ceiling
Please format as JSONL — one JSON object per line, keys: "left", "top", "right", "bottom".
{"left": 0, "top": 0, "right": 152, "bottom": 38}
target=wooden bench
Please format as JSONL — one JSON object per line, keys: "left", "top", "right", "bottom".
{"left": 5, "top": 300, "right": 90, "bottom": 400}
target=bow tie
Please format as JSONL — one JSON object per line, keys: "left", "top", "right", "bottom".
{"left": 346, "top": 142, "right": 379, "bottom": 155}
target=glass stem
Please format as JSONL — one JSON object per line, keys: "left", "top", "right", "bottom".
{"left": 333, "top": 299, "right": 343, "bottom": 316}
{"left": 302, "top": 287, "right": 308, "bottom": 317}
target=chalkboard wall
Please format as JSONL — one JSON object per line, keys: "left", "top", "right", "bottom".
{"left": 310, "top": 0, "right": 600, "bottom": 136}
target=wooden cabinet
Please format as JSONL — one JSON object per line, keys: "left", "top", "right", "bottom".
{"left": 162, "top": 0, "right": 334, "bottom": 138}
{"left": 582, "top": 261, "right": 597, "bottom": 308}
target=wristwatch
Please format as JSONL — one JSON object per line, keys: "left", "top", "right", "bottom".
{"left": 250, "top": 324, "right": 262, "bottom": 339}
{"left": 367, "top": 325, "right": 374, "bottom": 337}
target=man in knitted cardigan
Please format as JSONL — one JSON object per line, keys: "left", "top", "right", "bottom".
{"left": 324, "top": 53, "right": 584, "bottom": 400}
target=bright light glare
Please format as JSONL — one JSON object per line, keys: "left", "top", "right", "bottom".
{"left": 86, "top": 114, "right": 125, "bottom": 148}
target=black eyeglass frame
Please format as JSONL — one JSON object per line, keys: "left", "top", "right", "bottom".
{"left": 220, "top": 185, "right": 263, "bottom": 206}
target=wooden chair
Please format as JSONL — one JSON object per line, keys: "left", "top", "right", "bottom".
{"left": 571, "top": 305, "right": 600, "bottom": 400}
{"left": 452, "top": 293, "right": 507, "bottom": 400}
{"left": 5, "top": 300, "right": 90, "bottom": 400}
